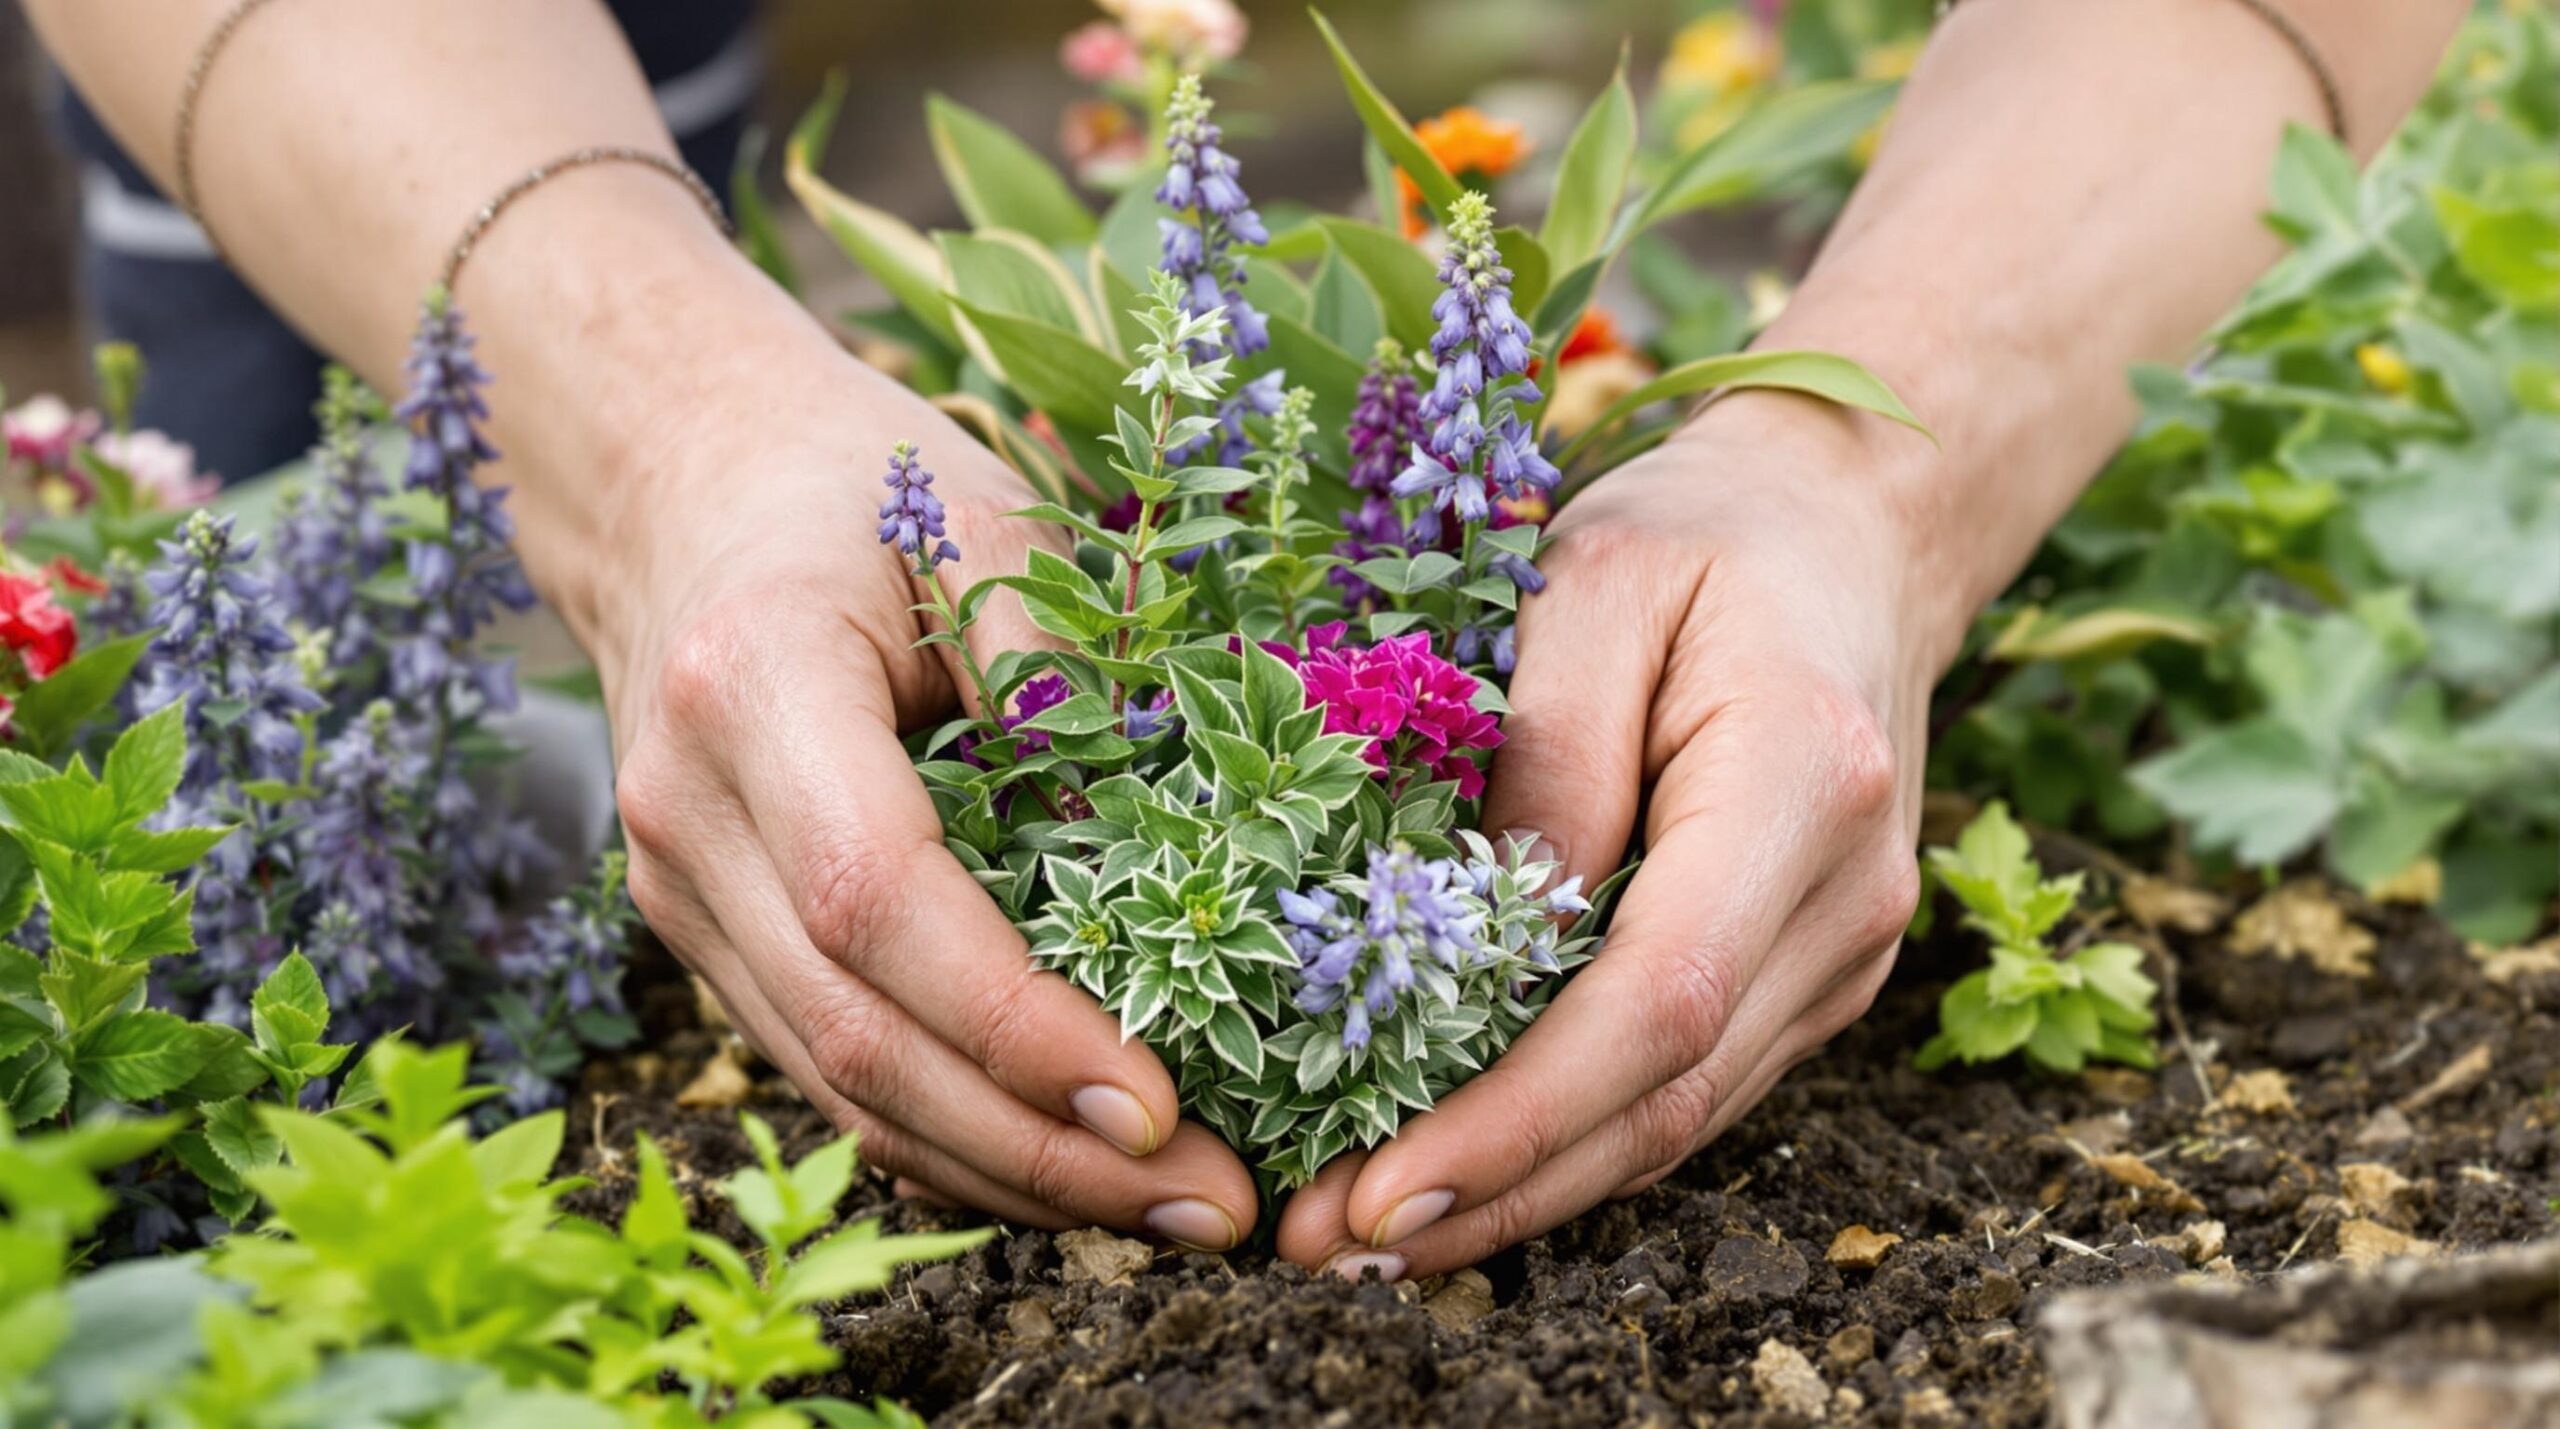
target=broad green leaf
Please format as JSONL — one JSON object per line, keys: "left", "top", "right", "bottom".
{"left": 1238, "top": 637, "right": 1307, "bottom": 744}
{"left": 1539, "top": 60, "right": 1638, "bottom": 273}
{"left": 39, "top": 953, "right": 146, "bottom": 1035}
{"left": 1987, "top": 606, "right": 2217, "bottom": 664}
{"left": 2130, "top": 718, "right": 2341, "bottom": 866}
{"left": 102, "top": 825, "right": 233, "bottom": 876}
{"left": 786, "top": 76, "right": 960, "bottom": 349}
{"left": 1204, "top": 1002, "right": 1264, "bottom": 1080}
{"left": 102, "top": 705, "right": 187, "bottom": 826}
{"left": 1634, "top": 79, "right": 1897, "bottom": 230}
{"left": 925, "top": 93, "right": 1096, "bottom": 247}
{"left": 472, "top": 1111, "right": 565, "bottom": 1192}
{"left": 1307, "top": 249, "right": 1384, "bottom": 357}
{"left": 1314, "top": 219, "right": 1441, "bottom": 354}
{"left": 7, "top": 635, "right": 151, "bottom": 760}
{"left": 72, "top": 1008, "right": 212, "bottom": 1102}
{"left": 2432, "top": 186, "right": 2560, "bottom": 312}
{"left": 252, "top": 951, "right": 330, "bottom": 1037}
{"left": 1019, "top": 693, "right": 1121, "bottom": 738}
{"left": 1552, "top": 350, "right": 1929, "bottom": 465}
{"left": 936, "top": 230, "right": 1101, "bottom": 344}
{"left": 1310, "top": 10, "right": 1462, "bottom": 223}
{"left": 950, "top": 302, "right": 1126, "bottom": 432}
{"left": 201, "top": 1095, "right": 284, "bottom": 1178}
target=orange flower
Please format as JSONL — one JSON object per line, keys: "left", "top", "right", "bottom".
{"left": 1558, "top": 308, "right": 1631, "bottom": 367}
{"left": 1397, "top": 106, "right": 1530, "bottom": 238}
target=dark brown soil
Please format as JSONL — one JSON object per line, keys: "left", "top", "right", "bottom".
{"left": 564, "top": 874, "right": 2560, "bottom": 1427}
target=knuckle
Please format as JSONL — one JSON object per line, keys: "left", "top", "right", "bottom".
{"left": 1475, "top": 1073, "right": 1570, "bottom": 1183}
{"left": 619, "top": 846, "right": 685, "bottom": 936}
{"left": 1019, "top": 1123, "right": 1088, "bottom": 1212}
{"left": 796, "top": 835, "right": 919, "bottom": 964}
{"left": 612, "top": 745, "right": 689, "bottom": 862}
{"left": 961, "top": 967, "right": 1048, "bottom": 1085}
{"left": 652, "top": 601, "right": 769, "bottom": 733}
{"left": 1649, "top": 945, "right": 1744, "bottom": 1067}
{"left": 1465, "top": 1192, "right": 1540, "bottom": 1262}
{"left": 807, "top": 988, "right": 896, "bottom": 1102}
{"left": 1850, "top": 855, "right": 1924, "bottom": 950}
{"left": 1803, "top": 681, "right": 1899, "bottom": 818}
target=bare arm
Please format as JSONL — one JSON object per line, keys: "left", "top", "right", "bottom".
{"left": 24, "top": 0, "right": 1264, "bottom": 1247}
{"left": 1283, "top": 0, "right": 2467, "bottom": 1278}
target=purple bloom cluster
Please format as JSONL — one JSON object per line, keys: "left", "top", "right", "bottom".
{"left": 1333, "top": 342, "right": 1432, "bottom": 607}
{"left": 478, "top": 852, "right": 639, "bottom": 1116}
{"left": 273, "top": 368, "right": 394, "bottom": 674}
{"left": 878, "top": 439, "right": 959, "bottom": 572}
{"left": 1389, "top": 193, "right": 1559, "bottom": 524}
{"left": 1158, "top": 75, "right": 1278, "bottom": 468}
{"left": 295, "top": 702, "right": 435, "bottom": 1034}
{"left": 1278, "top": 844, "right": 1487, "bottom": 1051}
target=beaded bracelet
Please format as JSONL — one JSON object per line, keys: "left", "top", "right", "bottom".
{"left": 173, "top": 0, "right": 732, "bottom": 286}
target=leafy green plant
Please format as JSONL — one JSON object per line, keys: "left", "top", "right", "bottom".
{"left": 1915, "top": 803, "right": 2158, "bottom": 1076}
{"left": 21, "top": 1039, "right": 980, "bottom": 1427}
{"left": 1932, "top": 4, "right": 2560, "bottom": 942}
{"left": 0, "top": 1113, "right": 176, "bottom": 1423}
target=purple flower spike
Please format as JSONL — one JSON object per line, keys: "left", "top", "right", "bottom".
{"left": 878, "top": 439, "right": 960, "bottom": 572}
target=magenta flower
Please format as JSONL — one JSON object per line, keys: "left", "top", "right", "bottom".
{"left": 1285, "top": 623, "right": 1502, "bottom": 798}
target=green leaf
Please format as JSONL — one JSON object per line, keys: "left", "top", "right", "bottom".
{"left": 1634, "top": 79, "right": 1897, "bottom": 230}
{"left": 201, "top": 1095, "right": 284, "bottom": 1178}
{"left": 1309, "top": 10, "right": 1462, "bottom": 223}
{"left": 252, "top": 951, "right": 331, "bottom": 1037}
{"left": 6, "top": 1048, "right": 70, "bottom": 1125}
{"left": 1314, "top": 219, "right": 1443, "bottom": 354}
{"left": 950, "top": 301, "right": 1127, "bottom": 432}
{"left": 39, "top": 953, "right": 147, "bottom": 1035}
{"left": 1192, "top": 728, "right": 1275, "bottom": 793}
{"left": 786, "top": 76, "right": 960, "bottom": 349}
{"left": 937, "top": 230, "right": 1101, "bottom": 344}
{"left": 925, "top": 92, "right": 1096, "bottom": 247}
{"left": 72, "top": 1008, "right": 212, "bottom": 1102}
{"left": 1203, "top": 1002, "right": 1264, "bottom": 1080}
{"left": 2432, "top": 185, "right": 2560, "bottom": 312}
{"left": 1150, "top": 515, "right": 1249, "bottom": 557}
{"left": 1019, "top": 693, "right": 1121, "bottom": 739}
{"left": 1238, "top": 637, "right": 1307, "bottom": 744}
{"left": 1553, "top": 350, "right": 1929, "bottom": 465}
{"left": 2264, "top": 123, "right": 2361, "bottom": 246}
{"left": 2130, "top": 718, "right": 2341, "bottom": 866}
{"left": 0, "top": 777, "right": 123, "bottom": 855}
{"left": 102, "top": 705, "right": 188, "bottom": 826}
{"left": 472, "top": 1111, "right": 565, "bottom": 1192}
{"left": 1539, "top": 59, "right": 1638, "bottom": 273}
{"left": 1307, "top": 250, "right": 1384, "bottom": 356}
{"left": 102, "top": 824, "right": 232, "bottom": 876}
{"left": 7, "top": 635, "right": 150, "bottom": 759}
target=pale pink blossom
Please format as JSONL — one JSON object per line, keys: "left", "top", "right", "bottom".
{"left": 1061, "top": 20, "right": 1146, "bottom": 85}
{"left": 3, "top": 396, "right": 99, "bottom": 473}
{"left": 93, "top": 428, "right": 220, "bottom": 509}
{"left": 1098, "top": 0, "right": 1248, "bottom": 66}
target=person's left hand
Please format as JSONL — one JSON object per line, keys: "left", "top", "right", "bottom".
{"left": 1277, "top": 395, "right": 1946, "bottom": 1280}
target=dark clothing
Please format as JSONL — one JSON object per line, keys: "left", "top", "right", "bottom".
{"left": 58, "top": 1, "right": 757, "bottom": 482}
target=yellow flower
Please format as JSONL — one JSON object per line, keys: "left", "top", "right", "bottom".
{"left": 2356, "top": 343, "right": 2413, "bottom": 395}
{"left": 1663, "top": 12, "right": 1779, "bottom": 96}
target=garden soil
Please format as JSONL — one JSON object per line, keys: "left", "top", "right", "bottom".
{"left": 564, "top": 856, "right": 2559, "bottom": 1428}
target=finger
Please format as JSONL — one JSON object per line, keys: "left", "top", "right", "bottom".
{"left": 696, "top": 834, "right": 1258, "bottom": 1247}
{"left": 1475, "top": 534, "right": 1674, "bottom": 894}
{"left": 893, "top": 1177, "right": 962, "bottom": 1210}
{"left": 726, "top": 641, "right": 1183, "bottom": 1158}
{"left": 1274, "top": 1151, "right": 1411, "bottom": 1284}
{"left": 1342, "top": 714, "right": 1863, "bottom": 1248}
{"left": 921, "top": 483, "right": 1074, "bottom": 721}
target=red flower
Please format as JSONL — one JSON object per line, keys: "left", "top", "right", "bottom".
{"left": 0, "top": 573, "right": 79, "bottom": 680}
{"left": 47, "top": 556, "right": 108, "bottom": 596}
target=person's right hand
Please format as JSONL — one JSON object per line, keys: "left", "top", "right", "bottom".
{"left": 596, "top": 360, "right": 1257, "bottom": 1251}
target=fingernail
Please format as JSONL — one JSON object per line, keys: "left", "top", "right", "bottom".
{"left": 1144, "top": 1198, "right": 1240, "bottom": 1252}
{"left": 1371, "top": 1188, "right": 1456, "bottom": 1248}
{"left": 1071, "top": 1085, "right": 1159, "bottom": 1156}
{"left": 1328, "top": 1251, "right": 1408, "bottom": 1284}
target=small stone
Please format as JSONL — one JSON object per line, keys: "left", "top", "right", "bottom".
{"left": 1823, "top": 1324, "right": 1877, "bottom": 1377}
{"left": 2231, "top": 880, "right": 2376, "bottom": 977}
{"left": 1825, "top": 1224, "right": 1903, "bottom": 1270}
{"left": 2396, "top": 1041, "right": 2494, "bottom": 1114}
{"left": 2121, "top": 875, "right": 2227, "bottom": 933}
{"left": 1005, "top": 1299, "right": 1057, "bottom": 1343}
{"left": 2367, "top": 858, "right": 2441, "bottom": 906}
{"left": 2474, "top": 935, "right": 2560, "bottom": 986}
{"left": 1831, "top": 1386, "right": 1867, "bottom": 1416}
{"left": 2058, "top": 1111, "right": 2134, "bottom": 1155}
{"left": 2355, "top": 1106, "right": 2416, "bottom": 1148}
{"left": 1424, "top": 1268, "right": 1497, "bottom": 1332}
{"left": 674, "top": 1042, "right": 753, "bottom": 1109}
{"left": 1057, "top": 1227, "right": 1154, "bottom": 1287}
{"left": 2336, "top": 1217, "right": 2436, "bottom": 1267}
{"left": 2167, "top": 1219, "right": 2226, "bottom": 1265}
{"left": 2090, "top": 1153, "right": 2206, "bottom": 1213}
{"left": 1750, "top": 1339, "right": 1830, "bottom": 1419}
{"left": 2083, "top": 1068, "right": 2155, "bottom": 1106}
{"left": 1705, "top": 1235, "right": 1810, "bottom": 1300}
{"left": 2220, "top": 1068, "right": 2296, "bottom": 1116}
{"left": 1950, "top": 1270, "right": 2023, "bottom": 1322}
{"left": 2337, "top": 1162, "right": 2417, "bottom": 1222}
{"left": 1902, "top": 1386, "right": 1961, "bottom": 1423}
{"left": 1886, "top": 1327, "right": 1933, "bottom": 1374}
{"left": 911, "top": 1264, "right": 959, "bottom": 1303}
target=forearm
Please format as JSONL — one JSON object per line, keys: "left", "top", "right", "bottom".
{"left": 20, "top": 0, "right": 868, "bottom": 668}
{"left": 1717, "top": 0, "right": 2463, "bottom": 671}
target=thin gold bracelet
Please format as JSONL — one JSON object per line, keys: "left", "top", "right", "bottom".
{"left": 173, "top": 0, "right": 733, "bottom": 288}
{"left": 1943, "top": 0, "right": 2348, "bottom": 144}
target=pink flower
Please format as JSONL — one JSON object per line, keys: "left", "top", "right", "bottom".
{"left": 92, "top": 428, "right": 220, "bottom": 510}
{"left": 1061, "top": 20, "right": 1146, "bottom": 85}
{"left": 1285, "top": 623, "right": 1503, "bottom": 798}
{"left": 1099, "top": 0, "right": 1248, "bottom": 66}
{"left": 3, "top": 396, "right": 99, "bottom": 473}
{"left": 1059, "top": 100, "right": 1149, "bottom": 187}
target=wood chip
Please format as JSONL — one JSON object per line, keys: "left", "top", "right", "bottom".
{"left": 2167, "top": 1219, "right": 2226, "bottom": 1264}
{"left": 2337, "top": 1163, "right": 2418, "bottom": 1222}
{"left": 2083, "top": 1067, "right": 2156, "bottom": 1107}
{"left": 2230, "top": 880, "right": 2377, "bottom": 978}
{"left": 2365, "top": 857, "right": 2441, "bottom": 906}
{"left": 2090, "top": 1153, "right": 2206, "bottom": 1214}
{"left": 2121, "top": 875, "right": 2228, "bottom": 933}
{"left": 2058, "top": 1111, "right": 2134, "bottom": 1155}
{"left": 2473, "top": 936, "right": 2560, "bottom": 986}
{"left": 690, "top": 973, "right": 733, "bottom": 1033}
{"left": 2354, "top": 1105, "right": 2416, "bottom": 1148}
{"left": 2220, "top": 1068, "right": 2297, "bottom": 1116}
{"left": 1057, "top": 1227, "right": 1154, "bottom": 1288}
{"left": 1750, "top": 1339, "right": 1831, "bottom": 1419}
{"left": 2335, "top": 1217, "right": 2436, "bottom": 1267}
{"left": 1422, "top": 1268, "right": 1496, "bottom": 1332}
{"left": 2396, "top": 1041, "right": 2494, "bottom": 1114}
{"left": 674, "top": 1040, "right": 753, "bottom": 1109}
{"left": 1825, "top": 1225, "right": 1903, "bottom": 1270}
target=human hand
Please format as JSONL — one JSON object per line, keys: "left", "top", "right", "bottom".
{"left": 598, "top": 365, "right": 1258, "bottom": 1250}
{"left": 1279, "top": 394, "right": 1944, "bottom": 1279}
